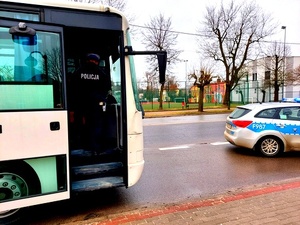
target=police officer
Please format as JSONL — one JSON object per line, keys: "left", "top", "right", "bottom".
{"left": 72, "top": 53, "right": 111, "bottom": 155}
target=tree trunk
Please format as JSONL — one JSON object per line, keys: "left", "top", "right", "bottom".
{"left": 261, "top": 90, "right": 266, "bottom": 102}
{"left": 274, "top": 83, "right": 279, "bottom": 102}
{"left": 223, "top": 83, "right": 231, "bottom": 110}
{"left": 159, "top": 83, "right": 164, "bottom": 110}
{"left": 198, "top": 86, "right": 204, "bottom": 112}
{"left": 239, "top": 91, "right": 244, "bottom": 104}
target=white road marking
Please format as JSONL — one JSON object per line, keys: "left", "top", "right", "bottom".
{"left": 159, "top": 142, "right": 230, "bottom": 150}
{"left": 159, "top": 145, "right": 190, "bottom": 151}
{"left": 211, "top": 142, "right": 230, "bottom": 145}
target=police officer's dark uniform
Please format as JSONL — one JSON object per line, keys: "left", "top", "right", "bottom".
{"left": 72, "top": 53, "right": 111, "bottom": 155}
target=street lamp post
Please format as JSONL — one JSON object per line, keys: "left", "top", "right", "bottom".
{"left": 183, "top": 60, "right": 188, "bottom": 106}
{"left": 281, "top": 26, "right": 286, "bottom": 99}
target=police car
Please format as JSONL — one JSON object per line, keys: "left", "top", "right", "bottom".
{"left": 224, "top": 99, "right": 300, "bottom": 157}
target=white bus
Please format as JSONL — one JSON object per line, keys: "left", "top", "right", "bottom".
{"left": 0, "top": 0, "right": 166, "bottom": 224}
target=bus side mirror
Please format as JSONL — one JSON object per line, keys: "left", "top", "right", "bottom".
{"left": 124, "top": 47, "right": 167, "bottom": 84}
{"left": 10, "top": 22, "right": 36, "bottom": 36}
{"left": 10, "top": 22, "right": 37, "bottom": 45}
{"left": 157, "top": 52, "right": 167, "bottom": 84}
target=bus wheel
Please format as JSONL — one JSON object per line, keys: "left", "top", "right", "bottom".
{"left": 0, "top": 162, "right": 41, "bottom": 225}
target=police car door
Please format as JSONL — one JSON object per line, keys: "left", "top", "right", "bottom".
{"left": 274, "top": 107, "right": 300, "bottom": 150}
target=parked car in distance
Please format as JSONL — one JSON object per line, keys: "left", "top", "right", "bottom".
{"left": 224, "top": 101, "right": 300, "bottom": 157}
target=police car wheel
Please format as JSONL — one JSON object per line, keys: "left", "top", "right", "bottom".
{"left": 257, "top": 136, "right": 282, "bottom": 157}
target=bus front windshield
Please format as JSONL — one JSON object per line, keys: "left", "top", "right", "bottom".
{"left": 0, "top": 26, "right": 63, "bottom": 110}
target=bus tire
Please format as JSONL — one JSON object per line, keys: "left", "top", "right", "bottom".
{"left": 0, "top": 161, "right": 41, "bottom": 225}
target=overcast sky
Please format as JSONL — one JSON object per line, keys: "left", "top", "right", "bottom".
{"left": 125, "top": 0, "right": 300, "bottom": 80}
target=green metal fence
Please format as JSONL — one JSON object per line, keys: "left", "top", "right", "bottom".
{"left": 138, "top": 80, "right": 300, "bottom": 110}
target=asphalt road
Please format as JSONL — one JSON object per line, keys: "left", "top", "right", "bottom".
{"left": 25, "top": 114, "right": 300, "bottom": 224}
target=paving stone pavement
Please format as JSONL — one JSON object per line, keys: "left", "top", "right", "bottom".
{"left": 87, "top": 178, "right": 300, "bottom": 225}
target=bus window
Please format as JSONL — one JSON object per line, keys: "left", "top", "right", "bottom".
{"left": 126, "top": 31, "right": 143, "bottom": 113}
{"left": 0, "top": 9, "right": 39, "bottom": 21}
{"left": 110, "top": 56, "right": 121, "bottom": 103}
{"left": 0, "top": 26, "right": 63, "bottom": 110}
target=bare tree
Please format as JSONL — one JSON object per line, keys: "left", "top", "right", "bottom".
{"left": 261, "top": 42, "right": 291, "bottom": 101}
{"left": 46, "top": 48, "right": 63, "bottom": 82}
{"left": 100, "top": 0, "right": 125, "bottom": 11}
{"left": 0, "top": 65, "right": 13, "bottom": 81}
{"left": 68, "top": 0, "right": 100, "bottom": 3}
{"left": 68, "top": 0, "right": 125, "bottom": 12}
{"left": 289, "top": 65, "right": 300, "bottom": 85}
{"left": 165, "top": 75, "right": 179, "bottom": 102}
{"left": 199, "top": 0, "right": 275, "bottom": 109}
{"left": 142, "top": 71, "right": 156, "bottom": 102}
{"left": 141, "top": 13, "right": 181, "bottom": 110}
{"left": 294, "top": 66, "right": 300, "bottom": 77}
{"left": 189, "top": 68, "right": 214, "bottom": 112}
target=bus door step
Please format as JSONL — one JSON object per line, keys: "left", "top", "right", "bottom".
{"left": 72, "top": 162, "right": 123, "bottom": 177}
{"left": 71, "top": 176, "right": 124, "bottom": 192}
{"left": 71, "top": 149, "right": 120, "bottom": 157}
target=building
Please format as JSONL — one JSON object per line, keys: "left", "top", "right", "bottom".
{"left": 231, "top": 56, "right": 300, "bottom": 103}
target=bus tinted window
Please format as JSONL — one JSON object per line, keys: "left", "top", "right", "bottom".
{"left": 0, "top": 10, "right": 39, "bottom": 21}
{"left": 110, "top": 56, "right": 121, "bottom": 103}
{"left": 0, "top": 26, "right": 63, "bottom": 110}
{"left": 126, "top": 31, "right": 142, "bottom": 112}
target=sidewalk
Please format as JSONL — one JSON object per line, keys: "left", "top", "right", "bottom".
{"left": 144, "top": 108, "right": 234, "bottom": 118}
{"left": 88, "top": 178, "right": 300, "bottom": 225}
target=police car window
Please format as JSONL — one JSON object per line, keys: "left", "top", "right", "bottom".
{"left": 279, "top": 107, "right": 300, "bottom": 121}
{"left": 255, "top": 108, "right": 276, "bottom": 119}
{"left": 228, "top": 108, "right": 251, "bottom": 119}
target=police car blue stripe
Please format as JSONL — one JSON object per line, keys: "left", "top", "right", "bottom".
{"left": 247, "top": 122, "right": 300, "bottom": 135}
